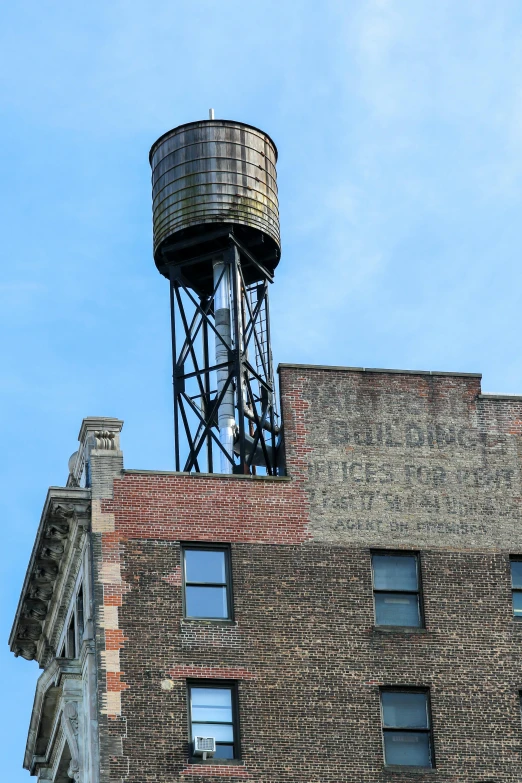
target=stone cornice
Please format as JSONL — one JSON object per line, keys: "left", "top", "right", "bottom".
{"left": 9, "top": 488, "right": 91, "bottom": 663}
{"left": 77, "top": 416, "right": 123, "bottom": 446}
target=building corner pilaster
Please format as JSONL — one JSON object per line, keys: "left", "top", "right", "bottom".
{"left": 74, "top": 418, "right": 126, "bottom": 783}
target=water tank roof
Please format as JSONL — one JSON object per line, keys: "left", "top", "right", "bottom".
{"left": 149, "top": 118, "right": 278, "bottom": 164}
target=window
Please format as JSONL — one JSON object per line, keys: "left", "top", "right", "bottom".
{"left": 183, "top": 546, "right": 232, "bottom": 619}
{"left": 188, "top": 683, "right": 239, "bottom": 760}
{"left": 380, "top": 690, "right": 433, "bottom": 767}
{"left": 57, "top": 581, "right": 84, "bottom": 659}
{"left": 66, "top": 614, "right": 76, "bottom": 658}
{"left": 76, "top": 585, "right": 84, "bottom": 647}
{"left": 372, "top": 552, "right": 422, "bottom": 627}
{"left": 510, "top": 559, "right": 522, "bottom": 619}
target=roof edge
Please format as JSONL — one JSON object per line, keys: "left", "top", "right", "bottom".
{"left": 122, "top": 469, "right": 290, "bottom": 481}
{"left": 277, "top": 363, "right": 482, "bottom": 379}
{"left": 479, "top": 393, "right": 522, "bottom": 402}
{"left": 149, "top": 119, "right": 279, "bottom": 165}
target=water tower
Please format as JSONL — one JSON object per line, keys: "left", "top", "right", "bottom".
{"left": 149, "top": 115, "right": 282, "bottom": 475}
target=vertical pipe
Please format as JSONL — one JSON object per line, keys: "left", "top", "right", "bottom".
{"left": 213, "top": 257, "right": 235, "bottom": 473}
{"left": 241, "top": 285, "right": 250, "bottom": 414}
{"left": 201, "top": 297, "right": 213, "bottom": 473}
{"left": 231, "top": 245, "right": 247, "bottom": 472}
{"left": 263, "top": 281, "right": 276, "bottom": 475}
{"left": 169, "top": 276, "right": 180, "bottom": 471}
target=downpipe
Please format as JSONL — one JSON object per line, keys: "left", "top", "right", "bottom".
{"left": 213, "top": 258, "right": 236, "bottom": 473}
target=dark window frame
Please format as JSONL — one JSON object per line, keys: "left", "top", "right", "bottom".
{"left": 57, "top": 579, "right": 84, "bottom": 660}
{"left": 66, "top": 613, "right": 76, "bottom": 658}
{"left": 76, "top": 583, "right": 84, "bottom": 651}
{"left": 371, "top": 550, "right": 424, "bottom": 628}
{"left": 186, "top": 680, "right": 241, "bottom": 762}
{"left": 510, "top": 557, "right": 522, "bottom": 621}
{"left": 182, "top": 543, "right": 234, "bottom": 621}
{"left": 379, "top": 686, "right": 435, "bottom": 769}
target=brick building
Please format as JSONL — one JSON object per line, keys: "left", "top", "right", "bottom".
{"left": 9, "top": 366, "right": 522, "bottom": 781}
{"left": 8, "top": 119, "right": 522, "bottom": 781}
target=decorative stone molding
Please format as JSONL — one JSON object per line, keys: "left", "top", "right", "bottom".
{"left": 9, "top": 490, "right": 91, "bottom": 663}
{"left": 62, "top": 701, "right": 81, "bottom": 782}
{"left": 94, "top": 430, "right": 117, "bottom": 450}
{"left": 44, "top": 520, "right": 70, "bottom": 540}
{"left": 23, "top": 599, "right": 48, "bottom": 621}
{"left": 17, "top": 621, "right": 42, "bottom": 641}
{"left": 40, "top": 540, "right": 65, "bottom": 562}
{"left": 34, "top": 562, "right": 59, "bottom": 583}
{"left": 29, "top": 582, "right": 54, "bottom": 601}
{"left": 12, "top": 639, "right": 37, "bottom": 661}
{"left": 24, "top": 657, "right": 85, "bottom": 780}
{"left": 67, "top": 417, "right": 123, "bottom": 487}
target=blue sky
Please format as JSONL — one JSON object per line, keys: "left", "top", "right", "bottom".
{"left": 2, "top": 0, "right": 522, "bottom": 776}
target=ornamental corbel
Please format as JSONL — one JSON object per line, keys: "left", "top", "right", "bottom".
{"left": 44, "top": 520, "right": 70, "bottom": 540}
{"left": 50, "top": 499, "right": 91, "bottom": 532}
{"left": 51, "top": 503, "right": 76, "bottom": 524}
{"left": 61, "top": 700, "right": 81, "bottom": 783}
{"left": 17, "top": 622, "right": 42, "bottom": 641}
{"left": 13, "top": 640, "right": 37, "bottom": 660}
{"left": 22, "top": 599, "right": 47, "bottom": 621}
{"left": 40, "top": 540, "right": 65, "bottom": 562}
{"left": 34, "top": 561, "right": 58, "bottom": 583}
{"left": 28, "top": 581, "right": 54, "bottom": 602}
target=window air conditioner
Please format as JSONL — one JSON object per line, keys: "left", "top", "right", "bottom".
{"left": 193, "top": 736, "right": 216, "bottom": 760}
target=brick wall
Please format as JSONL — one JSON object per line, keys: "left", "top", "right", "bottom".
{"left": 91, "top": 365, "right": 522, "bottom": 782}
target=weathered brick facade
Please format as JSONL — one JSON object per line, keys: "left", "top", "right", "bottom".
{"left": 90, "top": 365, "right": 522, "bottom": 782}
